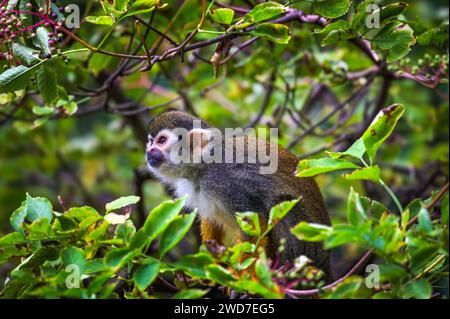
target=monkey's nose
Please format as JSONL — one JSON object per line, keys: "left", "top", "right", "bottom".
{"left": 146, "top": 149, "right": 165, "bottom": 167}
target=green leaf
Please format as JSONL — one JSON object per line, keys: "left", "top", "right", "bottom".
{"left": 171, "top": 252, "right": 214, "bottom": 278}
{"left": 328, "top": 139, "right": 366, "bottom": 160}
{"left": 255, "top": 250, "right": 274, "bottom": 289}
{"left": 401, "top": 208, "right": 410, "bottom": 231}
{"left": 205, "top": 264, "right": 235, "bottom": 285}
{"left": 126, "top": 0, "right": 163, "bottom": 17}
{"left": 85, "top": 15, "right": 115, "bottom": 26}
{"left": 10, "top": 204, "right": 28, "bottom": 234}
{"left": 406, "top": 234, "right": 439, "bottom": 273}
{"left": 35, "top": 26, "right": 52, "bottom": 57}
{"left": 229, "top": 242, "right": 254, "bottom": 265}
{"left": 12, "top": 246, "right": 59, "bottom": 274}
{"left": 85, "top": 259, "right": 110, "bottom": 274}
{"left": 373, "top": 23, "right": 415, "bottom": 62}
{"left": 244, "top": 1, "right": 285, "bottom": 24}
{"left": 100, "top": 0, "right": 123, "bottom": 17}
{"left": 159, "top": 211, "right": 197, "bottom": 258}
{"left": 12, "top": 43, "right": 41, "bottom": 66}
{"left": 323, "top": 276, "right": 367, "bottom": 299}
{"left": 323, "top": 30, "right": 355, "bottom": 47}
{"left": 115, "top": 0, "right": 130, "bottom": 12}
{"left": 0, "top": 65, "right": 32, "bottom": 93}
{"left": 401, "top": 279, "right": 432, "bottom": 299}
{"left": 417, "top": 21, "right": 449, "bottom": 48}
{"left": 0, "top": 232, "right": 26, "bottom": 247}
{"left": 250, "top": 23, "right": 291, "bottom": 44}
{"left": 297, "top": 158, "right": 360, "bottom": 177}
{"left": 347, "top": 188, "right": 369, "bottom": 226}
{"left": 291, "top": 222, "right": 332, "bottom": 242}
{"left": 115, "top": 220, "right": 136, "bottom": 243}
{"left": 380, "top": 2, "right": 408, "bottom": 21}
{"left": 105, "top": 195, "right": 140, "bottom": 213}
{"left": 65, "top": 206, "right": 101, "bottom": 221}
{"left": 268, "top": 199, "right": 299, "bottom": 227}
{"left": 105, "top": 248, "right": 138, "bottom": 268}
{"left": 141, "top": 196, "right": 186, "bottom": 246}
{"left": 404, "top": 199, "right": 423, "bottom": 219}
{"left": 10, "top": 193, "right": 53, "bottom": 233}
{"left": 87, "top": 272, "right": 115, "bottom": 295}
{"left": 236, "top": 212, "right": 261, "bottom": 237}
{"left": 210, "top": 8, "right": 235, "bottom": 25}
{"left": 324, "top": 225, "right": 360, "bottom": 248}
{"left": 61, "top": 101, "right": 78, "bottom": 115}
{"left": 32, "top": 106, "right": 54, "bottom": 115}
{"left": 315, "top": 20, "right": 355, "bottom": 46}
{"left": 417, "top": 207, "right": 433, "bottom": 233}
{"left": 372, "top": 291, "right": 395, "bottom": 299}
{"left": 26, "top": 218, "right": 51, "bottom": 240}
{"left": 351, "top": 0, "right": 371, "bottom": 32}
{"left": 37, "top": 64, "right": 58, "bottom": 106}
{"left": 129, "top": 229, "right": 148, "bottom": 250}
{"left": 313, "top": 0, "right": 351, "bottom": 19}
{"left": 343, "top": 165, "right": 381, "bottom": 182}
{"left": 133, "top": 257, "right": 160, "bottom": 291}
{"left": 315, "top": 20, "right": 350, "bottom": 35}
{"left": 172, "top": 289, "right": 209, "bottom": 299}
{"left": 379, "top": 263, "right": 407, "bottom": 281}
{"left": 231, "top": 280, "right": 282, "bottom": 299}
{"left": 0, "top": 246, "right": 28, "bottom": 264}
{"left": 236, "top": 257, "right": 256, "bottom": 271}
{"left": 361, "top": 104, "right": 405, "bottom": 163}
{"left": 61, "top": 246, "right": 86, "bottom": 274}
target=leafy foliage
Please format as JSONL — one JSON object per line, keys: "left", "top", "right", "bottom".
{"left": 0, "top": 0, "right": 448, "bottom": 299}
{"left": 0, "top": 194, "right": 326, "bottom": 299}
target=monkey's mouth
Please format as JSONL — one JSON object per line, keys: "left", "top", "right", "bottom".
{"left": 146, "top": 152, "right": 165, "bottom": 168}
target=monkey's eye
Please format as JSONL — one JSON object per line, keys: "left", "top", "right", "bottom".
{"left": 157, "top": 136, "right": 168, "bottom": 144}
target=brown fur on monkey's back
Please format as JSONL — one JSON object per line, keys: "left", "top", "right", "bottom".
{"left": 203, "top": 135, "right": 332, "bottom": 278}
{"left": 270, "top": 145, "right": 331, "bottom": 276}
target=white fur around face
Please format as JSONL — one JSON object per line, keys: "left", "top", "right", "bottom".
{"left": 173, "top": 178, "right": 239, "bottom": 246}
{"left": 174, "top": 178, "right": 217, "bottom": 220}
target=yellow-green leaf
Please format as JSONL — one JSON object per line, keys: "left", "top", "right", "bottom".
{"left": 105, "top": 195, "right": 140, "bottom": 213}
{"left": 343, "top": 165, "right": 381, "bottom": 182}
{"left": 297, "top": 158, "right": 360, "bottom": 177}
{"left": 85, "top": 15, "right": 114, "bottom": 26}
{"left": 250, "top": 23, "right": 291, "bottom": 44}
{"left": 313, "top": 0, "right": 351, "bottom": 19}
{"left": 361, "top": 104, "right": 405, "bottom": 163}
{"left": 210, "top": 8, "right": 235, "bottom": 25}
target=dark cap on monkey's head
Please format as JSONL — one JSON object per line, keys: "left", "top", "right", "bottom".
{"left": 148, "top": 111, "right": 211, "bottom": 137}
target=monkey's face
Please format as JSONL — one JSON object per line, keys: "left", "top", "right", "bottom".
{"left": 146, "top": 129, "right": 180, "bottom": 174}
{"left": 146, "top": 127, "right": 213, "bottom": 180}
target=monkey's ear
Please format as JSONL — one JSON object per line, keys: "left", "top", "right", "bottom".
{"left": 188, "top": 129, "right": 211, "bottom": 155}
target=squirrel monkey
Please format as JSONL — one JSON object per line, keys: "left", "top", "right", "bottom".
{"left": 146, "top": 111, "right": 331, "bottom": 279}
